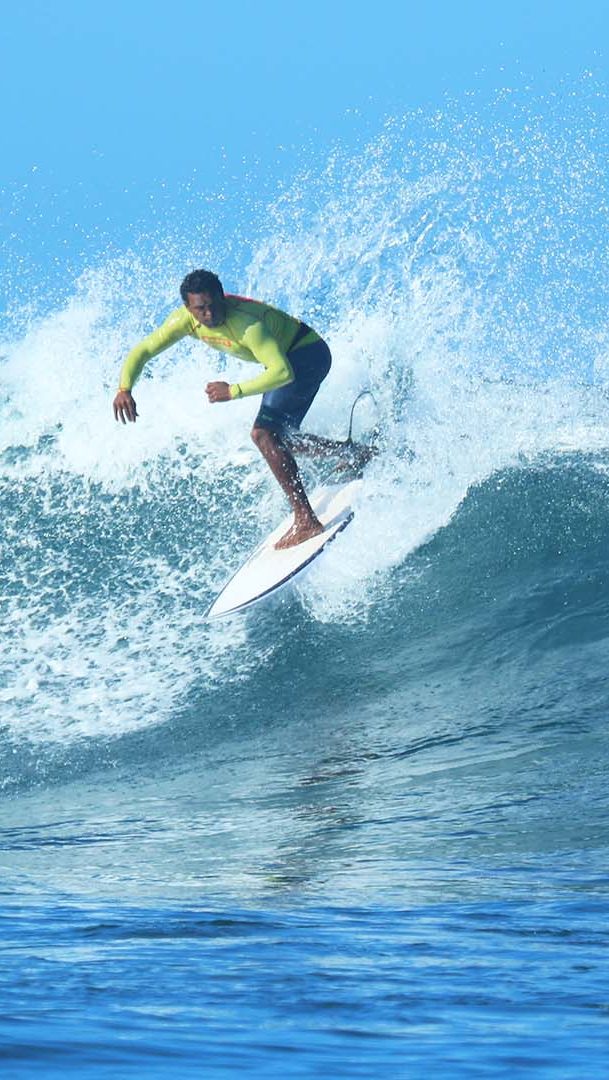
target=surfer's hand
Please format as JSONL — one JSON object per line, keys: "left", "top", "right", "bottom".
{"left": 205, "top": 381, "right": 232, "bottom": 403}
{"left": 113, "top": 390, "right": 138, "bottom": 423}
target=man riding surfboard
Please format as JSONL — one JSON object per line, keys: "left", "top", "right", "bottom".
{"left": 113, "top": 269, "right": 372, "bottom": 549}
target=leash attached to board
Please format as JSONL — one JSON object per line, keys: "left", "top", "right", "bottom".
{"left": 344, "top": 389, "right": 379, "bottom": 446}
{"left": 321, "top": 389, "right": 380, "bottom": 484}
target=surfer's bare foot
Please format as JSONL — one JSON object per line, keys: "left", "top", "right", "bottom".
{"left": 275, "top": 516, "right": 324, "bottom": 550}
{"left": 334, "top": 440, "right": 378, "bottom": 474}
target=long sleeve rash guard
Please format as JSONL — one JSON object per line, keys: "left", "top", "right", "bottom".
{"left": 118, "top": 294, "right": 319, "bottom": 399}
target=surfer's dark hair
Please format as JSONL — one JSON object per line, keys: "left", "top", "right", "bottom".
{"left": 180, "top": 269, "right": 224, "bottom": 302}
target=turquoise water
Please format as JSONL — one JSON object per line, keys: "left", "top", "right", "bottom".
{"left": 2, "top": 84, "right": 609, "bottom": 1075}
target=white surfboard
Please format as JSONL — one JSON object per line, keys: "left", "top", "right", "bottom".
{"left": 207, "top": 479, "right": 362, "bottom": 618}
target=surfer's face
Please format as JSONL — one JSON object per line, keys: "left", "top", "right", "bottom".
{"left": 185, "top": 290, "right": 226, "bottom": 328}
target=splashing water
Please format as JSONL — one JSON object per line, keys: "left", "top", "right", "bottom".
{"left": 2, "top": 78, "right": 609, "bottom": 745}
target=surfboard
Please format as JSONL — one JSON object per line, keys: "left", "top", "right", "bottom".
{"left": 207, "top": 479, "right": 362, "bottom": 619}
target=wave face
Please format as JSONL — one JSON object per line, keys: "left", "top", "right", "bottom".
{"left": 2, "top": 80, "right": 609, "bottom": 1076}
{"left": 2, "top": 83, "right": 609, "bottom": 755}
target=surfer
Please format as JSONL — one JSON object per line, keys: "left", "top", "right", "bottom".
{"left": 113, "top": 269, "right": 372, "bottom": 549}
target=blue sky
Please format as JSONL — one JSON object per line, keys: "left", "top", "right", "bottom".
{"left": 2, "top": 0, "right": 607, "bottom": 188}
{"left": 1, "top": 0, "right": 607, "bottom": 308}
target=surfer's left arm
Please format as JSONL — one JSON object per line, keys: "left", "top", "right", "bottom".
{"left": 205, "top": 321, "right": 294, "bottom": 404}
{"left": 114, "top": 308, "right": 191, "bottom": 422}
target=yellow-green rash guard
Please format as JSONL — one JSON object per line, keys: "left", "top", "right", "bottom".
{"left": 118, "top": 294, "right": 319, "bottom": 399}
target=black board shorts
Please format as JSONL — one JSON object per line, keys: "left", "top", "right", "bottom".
{"left": 253, "top": 338, "right": 332, "bottom": 434}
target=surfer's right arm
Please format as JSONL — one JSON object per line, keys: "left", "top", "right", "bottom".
{"left": 113, "top": 308, "right": 191, "bottom": 423}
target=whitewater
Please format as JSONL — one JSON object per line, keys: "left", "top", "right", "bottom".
{"left": 1, "top": 83, "right": 609, "bottom": 1076}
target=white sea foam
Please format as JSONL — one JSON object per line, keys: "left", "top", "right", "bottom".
{"left": 2, "top": 85, "right": 609, "bottom": 738}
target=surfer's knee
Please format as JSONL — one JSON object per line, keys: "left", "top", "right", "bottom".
{"left": 251, "top": 425, "right": 278, "bottom": 452}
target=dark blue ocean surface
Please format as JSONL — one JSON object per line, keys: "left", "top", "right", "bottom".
{"left": 2, "top": 85, "right": 609, "bottom": 1075}
{"left": 1, "top": 898, "right": 608, "bottom": 1078}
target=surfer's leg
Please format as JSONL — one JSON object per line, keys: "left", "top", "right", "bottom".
{"left": 250, "top": 339, "right": 332, "bottom": 548}
{"left": 251, "top": 426, "right": 324, "bottom": 549}
{"left": 282, "top": 430, "right": 376, "bottom": 469}
{"left": 258, "top": 341, "right": 373, "bottom": 470}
